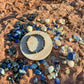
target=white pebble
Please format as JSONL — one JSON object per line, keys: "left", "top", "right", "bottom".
{"left": 58, "top": 18, "right": 65, "bottom": 25}
{"left": 67, "top": 60, "right": 74, "bottom": 67}
{"left": 50, "top": 72, "right": 56, "bottom": 79}
{"left": 19, "top": 69, "right": 26, "bottom": 74}
{"left": 0, "top": 68, "right": 5, "bottom": 75}
{"left": 45, "top": 19, "right": 50, "bottom": 24}
{"left": 41, "top": 19, "right": 45, "bottom": 23}
{"left": 48, "top": 66, "right": 54, "bottom": 74}
{"left": 79, "top": 41, "right": 84, "bottom": 45}
{"left": 27, "top": 26, "right": 33, "bottom": 32}
{"left": 47, "top": 75, "right": 53, "bottom": 80}
{"left": 55, "top": 72, "right": 58, "bottom": 77}
{"left": 69, "top": 38, "right": 72, "bottom": 42}
{"left": 55, "top": 39, "right": 61, "bottom": 46}
{"left": 67, "top": 47, "right": 73, "bottom": 53}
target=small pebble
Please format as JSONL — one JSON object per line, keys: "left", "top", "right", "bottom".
{"left": 47, "top": 74, "right": 53, "bottom": 80}
{"left": 33, "top": 77, "right": 38, "bottom": 84}
{"left": 54, "top": 45, "right": 58, "bottom": 49}
{"left": 67, "top": 60, "right": 74, "bottom": 67}
{"left": 27, "top": 26, "right": 33, "bottom": 32}
{"left": 55, "top": 78, "right": 60, "bottom": 84}
{"left": 67, "top": 47, "right": 73, "bottom": 53}
{"left": 58, "top": 18, "right": 65, "bottom": 25}
{"left": 41, "top": 74, "right": 45, "bottom": 80}
{"left": 64, "top": 68, "right": 70, "bottom": 74}
{"left": 69, "top": 38, "right": 72, "bottom": 42}
{"left": 29, "top": 64, "right": 37, "bottom": 69}
{"left": 19, "top": 69, "right": 26, "bottom": 74}
{"left": 50, "top": 72, "right": 56, "bottom": 79}
{"left": 55, "top": 39, "right": 61, "bottom": 46}
{"left": 37, "top": 18, "right": 41, "bottom": 22}
{"left": 45, "top": 19, "right": 50, "bottom": 24}
{"left": 59, "top": 56, "right": 67, "bottom": 60}
{"left": 62, "top": 60, "right": 67, "bottom": 64}
{"left": 67, "top": 52, "right": 74, "bottom": 60}
{"left": 35, "top": 69, "right": 41, "bottom": 75}
{"left": 0, "top": 68, "right": 5, "bottom": 75}
{"left": 48, "top": 66, "right": 54, "bottom": 74}
{"left": 39, "top": 60, "right": 46, "bottom": 64}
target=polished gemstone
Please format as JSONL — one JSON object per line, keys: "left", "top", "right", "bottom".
{"left": 55, "top": 78, "right": 60, "bottom": 84}
{"left": 41, "top": 74, "right": 45, "bottom": 80}
{"left": 35, "top": 69, "right": 41, "bottom": 75}
{"left": 39, "top": 60, "right": 46, "bottom": 64}
{"left": 29, "top": 64, "right": 37, "bottom": 69}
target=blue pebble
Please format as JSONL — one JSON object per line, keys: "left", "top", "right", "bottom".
{"left": 13, "top": 34, "right": 19, "bottom": 38}
{"left": 29, "top": 64, "right": 37, "bottom": 69}
{"left": 36, "top": 27, "right": 40, "bottom": 30}
{"left": 54, "top": 60, "right": 59, "bottom": 65}
{"left": 46, "top": 24, "right": 49, "bottom": 27}
{"left": 47, "top": 28, "right": 51, "bottom": 30}
{"left": 54, "top": 36, "right": 59, "bottom": 40}
{"left": 35, "top": 69, "right": 41, "bottom": 75}
{"left": 39, "top": 60, "right": 46, "bottom": 64}
{"left": 7, "top": 63, "right": 11, "bottom": 69}
{"left": 15, "top": 27, "right": 20, "bottom": 31}
{"left": 24, "top": 65, "right": 28, "bottom": 72}
{"left": 55, "top": 78, "right": 60, "bottom": 84}
{"left": 54, "top": 45, "right": 58, "bottom": 49}
{"left": 75, "top": 36, "right": 80, "bottom": 41}
{"left": 72, "top": 34, "right": 75, "bottom": 38}
{"left": 16, "top": 30, "right": 21, "bottom": 35}
{"left": 15, "top": 39, "right": 19, "bottom": 43}
{"left": 7, "top": 33, "right": 11, "bottom": 37}
{"left": 20, "top": 65, "right": 25, "bottom": 70}
{"left": 67, "top": 52, "right": 74, "bottom": 60}
{"left": 74, "top": 40, "right": 78, "bottom": 42}
{"left": 41, "top": 74, "right": 45, "bottom": 80}
{"left": 33, "top": 77, "right": 38, "bottom": 83}
{"left": 55, "top": 24, "right": 58, "bottom": 27}
{"left": 16, "top": 65, "right": 20, "bottom": 69}
{"left": 22, "top": 29, "right": 25, "bottom": 32}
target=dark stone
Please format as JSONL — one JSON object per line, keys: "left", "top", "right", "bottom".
{"left": 43, "top": 69, "right": 49, "bottom": 76}
{"left": 27, "top": 13, "right": 36, "bottom": 21}
{"left": 7, "top": 76, "right": 14, "bottom": 83}
{"left": 1, "top": 63, "right": 7, "bottom": 69}
{"left": 13, "top": 67, "right": 18, "bottom": 73}
{"left": 14, "top": 78, "right": 20, "bottom": 83}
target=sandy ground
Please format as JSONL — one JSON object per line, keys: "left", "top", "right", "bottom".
{"left": 0, "top": 0, "right": 84, "bottom": 84}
